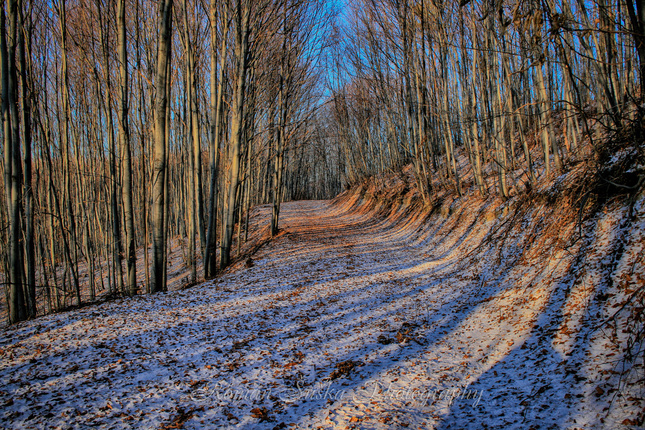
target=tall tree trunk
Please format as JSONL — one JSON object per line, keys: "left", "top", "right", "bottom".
{"left": 118, "top": 0, "right": 136, "bottom": 296}
{"left": 1, "top": 0, "right": 26, "bottom": 323}
{"left": 220, "top": 0, "right": 250, "bottom": 269}
{"left": 18, "top": 0, "right": 35, "bottom": 317}
{"left": 626, "top": 0, "right": 645, "bottom": 96}
{"left": 189, "top": 50, "right": 204, "bottom": 257}
{"left": 151, "top": 0, "right": 173, "bottom": 293}
{"left": 181, "top": 0, "right": 197, "bottom": 283}
{"left": 57, "top": 0, "right": 81, "bottom": 306}
{"left": 204, "top": 1, "right": 227, "bottom": 278}
{"left": 97, "top": 0, "right": 124, "bottom": 295}
{"left": 272, "top": 4, "right": 288, "bottom": 237}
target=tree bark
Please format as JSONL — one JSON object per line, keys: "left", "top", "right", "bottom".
{"left": 204, "top": 1, "right": 228, "bottom": 278}
{"left": 220, "top": 0, "right": 250, "bottom": 269}
{"left": 151, "top": 0, "right": 173, "bottom": 293}
{"left": 118, "top": 0, "right": 136, "bottom": 296}
{"left": 1, "top": 0, "right": 26, "bottom": 323}
{"left": 18, "top": 0, "right": 35, "bottom": 317}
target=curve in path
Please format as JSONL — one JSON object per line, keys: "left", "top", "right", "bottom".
{"left": 0, "top": 199, "right": 634, "bottom": 429}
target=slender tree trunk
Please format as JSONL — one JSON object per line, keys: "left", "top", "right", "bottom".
{"left": 100, "top": 10, "right": 124, "bottom": 295}
{"left": 57, "top": 0, "right": 81, "bottom": 306}
{"left": 220, "top": 0, "right": 250, "bottom": 269}
{"left": 272, "top": 8, "right": 288, "bottom": 236}
{"left": 151, "top": 0, "right": 173, "bottom": 293}
{"left": 189, "top": 52, "right": 204, "bottom": 256}
{"left": 625, "top": 0, "right": 645, "bottom": 97}
{"left": 204, "top": 1, "right": 227, "bottom": 278}
{"left": 118, "top": 0, "right": 136, "bottom": 296}
{"left": 1, "top": 0, "right": 26, "bottom": 323}
{"left": 181, "top": 1, "right": 197, "bottom": 283}
{"left": 18, "top": 0, "right": 35, "bottom": 317}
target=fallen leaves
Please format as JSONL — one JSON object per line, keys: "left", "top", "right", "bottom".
{"left": 328, "top": 360, "right": 364, "bottom": 380}
{"left": 160, "top": 407, "right": 203, "bottom": 430}
{"left": 250, "top": 406, "right": 271, "bottom": 422}
{"left": 377, "top": 322, "right": 422, "bottom": 345}
{"left": 1, "top": 199, "right": 643, "bottom": 430}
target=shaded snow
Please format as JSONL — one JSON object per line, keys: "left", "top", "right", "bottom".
{"left": 0, "top": 195, "right": 643, "bottom": 429}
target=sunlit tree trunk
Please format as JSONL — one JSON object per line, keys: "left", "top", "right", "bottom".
{"left": 151, "top": 0, "right": 173, "bottom": 293}
{"left": 220, "top": 0, "right": 250, "bottom": 269}
{"left": 118, "top": 0, "right": 136, "bottom": 296}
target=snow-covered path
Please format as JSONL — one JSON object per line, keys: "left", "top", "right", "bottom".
{"left": 1, "top": 199, "right": 642, "bottom": 429}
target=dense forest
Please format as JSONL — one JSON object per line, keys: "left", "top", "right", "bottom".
{"left": 1, "top": 0, "right": 644, "bottom": 325}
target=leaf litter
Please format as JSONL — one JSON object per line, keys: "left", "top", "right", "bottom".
{"left": 0, "top": 189, "right": 644, "bottom": 429}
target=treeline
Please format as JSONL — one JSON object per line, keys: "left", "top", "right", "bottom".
{"left": 0, "top": 0, "right": 339, "bottom": 324}
{"left": 3, "top": 0, "right": 643, "bottom": 325}
{"left": 328, "top": 0, "right": 644, "bottom": 202}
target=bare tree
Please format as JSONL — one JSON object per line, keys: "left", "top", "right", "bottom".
{"left": 204, "top": 0, "right": 228, "bottom": 278}
{"left": 1, "top": 0, "right": 26, "bottom": 323}
{"left": 118, "top": 0, "right": 136, "bottom": 296}
{"left": 151, "top": 0, "right": 173, "bottom": 293}
{"left": 220, "top": 0, "right": 251, "bottom": 269}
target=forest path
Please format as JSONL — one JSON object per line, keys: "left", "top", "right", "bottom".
{"left": 0, "top": 199, "right": 636, "bottom": 429}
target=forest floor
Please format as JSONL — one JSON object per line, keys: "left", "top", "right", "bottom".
{"left": 1, "top": 184, "right": 644, "bottom": 429}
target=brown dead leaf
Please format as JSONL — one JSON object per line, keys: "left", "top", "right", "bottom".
{"left": 328, "top": 360, "right": 364, "bottom": 380}
{"left": 160, "top": 407, "right": 203, "bottom": 429}
{"left": 379, "top": 415, "right": 392, "bottom": 424}
{"left": 250, "top": 407, "right": 271, "bottom": 422}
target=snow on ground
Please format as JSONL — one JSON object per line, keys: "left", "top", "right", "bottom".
{"left": 0, "top": 193, "right": 643, "bottom": 429}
